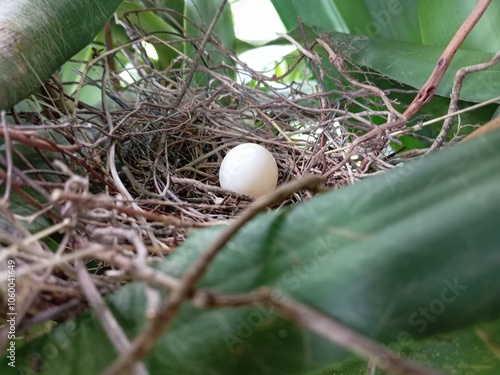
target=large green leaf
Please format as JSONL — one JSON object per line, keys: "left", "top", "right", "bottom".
{"left": 6, "top": 129, "right": 500, "bottom": 374}
{"left": 272, "top": 1, "right": 499, "bottom": 103}
{"left": 418, "top": 0, "right": 500, "bottom": 52}
{"left": 342, "top": 33, "right": 500, "bottom": 103}
{"left": 0, "top": 0, "right": 122, "bottom": 109}
{"left": 331, "top": 318, "right": 500, "bottom": 374}
{"left": 272, "top": 0, "right": 499, "bottom": 52}
{"left": 271, "top": 0, "right": 422, "bottom": 43}
{"left": 286, "top": 25, "right": 499, "bottom": 104}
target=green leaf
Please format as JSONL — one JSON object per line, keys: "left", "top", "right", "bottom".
{"left": 152, "top": 0, "right": 185, "bottom": 26}
{"left": 59, "top": 43, "right": 103, "bottom": 107}
{"left": 343, "top": 34, "right": 499, "bottom": 102}
{"left": 332, "top": 319, "right": 500, "bottom": 374}
{"left": 291, "top": 26, "right": 500, "bottom": 103}
{"left": 270, "top": 1, "right": 499, "bottom": 103}
{"left": 184, "top": 0, "right": 235, "bottom": 51}
{"left": 418, "top": 0, "right": 500, "bottom": 53}
{"left": 270, "top": 0, "right": 350, "bottom": 34}
{"left": 183, "top": 0, "right": 236, "bottom": 85}
{"left": 116, "top": 1, "right": 183, "bottom": 71}
{"left": 0, "top": 0, "right": 122, "bottom": 109}
{"left": 7, "top": 129, "right": 500, "bottom": 374}
{"left": 271, "top": 0, "right": 422, "bottom": 43}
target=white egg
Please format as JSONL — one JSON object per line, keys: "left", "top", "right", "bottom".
{"left": 219, "top": 143, "right": 278, "bottom": 198}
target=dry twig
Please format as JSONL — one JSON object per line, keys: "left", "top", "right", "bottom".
{"left": 429, "top": 51, "right": 500, "bottom": 151}
{"left": 191, "top": 288, "right": 443, "bottom": 375}
{"left": 270, "top": 291, "right": 444, "bottom": 375}
{"left": 404, "top": 0, "right": 492, "bottom": 118}
{"left": 76, "top": 260, "right": 148, "bottom": 375}
{"left": 323, "top": 0, "right": 493, "bottom": 176}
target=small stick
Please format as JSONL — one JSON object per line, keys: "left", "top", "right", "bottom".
{"left": 103, "top": 175, "right": 323, "bottom": 375}
{"left": 193, "top": 288, "right": 443, "bottom": 375}
{"left": 429, "top": 51, "right": 500, "bottom": 151}
{"left": 277, "top": 32, "right": 320, "bottom": 62}
{"left": 366, "top": 358, "right": 377, "bottom": 375}
{"left": 95, "top": 250, "right": 180, "bottom": 291}
{"left": 0, "top": 126, "right": 80, "bottom": 152}
{"left": 316, "top": 38, "right": 403, "bottom": 120}
{"left": 325, "top": 0, "right": 493, "bottom": 176}
{"left": 76, "top": 260, "right": 148, "bottom": 375}
{"left": 170, "top": 176, "right": 254, "bottom": 200}
{"left": 324, "top": 117, "right": 407, "bottom": 178}
{"left": 91, "top": 227, "right": 162, "bottom": 318}
{"left": 18, "top": 299, "right": 83, "bottom": 330}
{"left": 0, "top": 111, "right": 13, "bottom": 207}
{"left": 392, "top": 95, "right": 500, "bottom": 131}
{"left": 0, "top": 243, "right": 107, "bottom": 283}
{"left": 51, "top": 189, "right": 209, "bottom": 228}
{"left": 460, "top": 115, "right": 500, "bottom": 142}
{"left": 173, "top": 0, "right": 229, "bottom": 108}
{"left": 270, "top": 291, "right": 444, "bottom": 375}
{"left": 403, "top": 0, "right": 492, "bottom": 118}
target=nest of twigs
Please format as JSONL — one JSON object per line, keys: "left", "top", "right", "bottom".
{"left": 0, "top": 12, "right": 419, "bottom": 339}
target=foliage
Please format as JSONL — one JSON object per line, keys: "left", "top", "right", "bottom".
{"left": 0, "top": 0, "right": 122, "bottom": 109}
{"left": 1, "top": 1, "right": 500, "bottom": 375}
{"left": 272, "top": 0, "right": 500, "bottom": 146}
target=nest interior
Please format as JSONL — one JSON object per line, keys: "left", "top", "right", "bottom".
{"left": 33, "top": 37, "right": 400, "bottom": 233}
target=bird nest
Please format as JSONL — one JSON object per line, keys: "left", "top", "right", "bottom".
{"left": 0, "top": 18, "right": 417, "bottom": 331}
{"left": 14, "top": 38, "right": 408, "bottom": 240}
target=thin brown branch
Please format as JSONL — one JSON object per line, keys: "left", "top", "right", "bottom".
{"left": 403, "top": 0, "right": 492, "bottom": 118}
{"left": 75, "top": 260, "right": 148, "bottom": 375}
{"left": 51, "top": 190, "right": 210, "bottom": 228}
{"left": 18, "top": 298, "right": 84, "bottom": 330}
{"left": 325, "top": 0, "right": 492, "bottom": 177}
{"left": 0, "top": 213, "right": 71, "bottom": 353}
{"left": 269, "top": 291, "right": 445, "bottom": 375}
{"left": 0, "top": 111, "right": 13, "bottom": 206}
{"left": 95, "top": 251, "right": 180, "bottom": 291}
{"left": 170, "top": 176, "right": 254, "bottom": 199}
{"left": 103, "top": 175, "right": 323, "bottom": 375}
{"left": 316, "top": 38, "right": 403, "bottom": 120}
{"left": 190, "top": 287, "right": 443, "bottom": 375}
{"left": 324, "top": 117, "right": 408, "bottom": 178}
{"left": 173, "top": 0, "right": 229, "bottom": 107}
{"left": 0, "top": 126, "right": 80, "bottom": 152}
{"left": 429, "top": 51, "right": 500, "bottom": 151}
{"left": 90, "top": 226, "right": 161, "bottom": 319}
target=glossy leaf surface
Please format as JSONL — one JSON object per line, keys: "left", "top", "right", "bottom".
{"left": 0, "top": 0, "right": 122, "bottom": 109}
